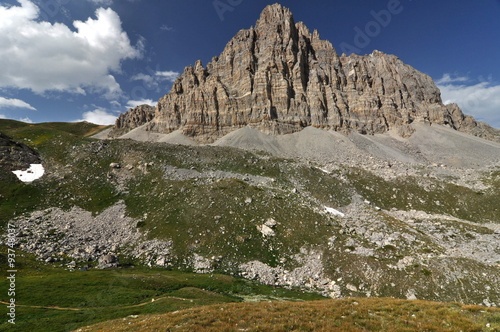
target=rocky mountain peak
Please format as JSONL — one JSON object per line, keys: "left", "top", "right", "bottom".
{"left": 114, "top": 4, "right": 499, "bottom": 143}
{"left": 255, "top": 3, "right": 295, "bottom": 31}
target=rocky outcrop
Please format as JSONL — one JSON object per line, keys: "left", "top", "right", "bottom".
{"left": 97, "top": 254, "right": 119, "bottom": 269}
{"left": 472, "top": 122, "right": 500, "bottom": 143}
{"left": 0, "top": 133, "right": 41, "bottom": 173}
{"left": 117, "top": 4, "right": 497, "bottom": 143}
{"left": 112, "top": 104, "right": 155, "bottom": 137}
{"left": 442, "top": 103, "right": 500, "bottom": 143}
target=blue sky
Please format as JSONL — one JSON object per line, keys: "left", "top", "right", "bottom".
{"left": 1, "top": 0, "right": 499, "bottom": 128}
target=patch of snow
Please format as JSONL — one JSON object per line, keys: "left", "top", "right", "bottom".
{"left": 12, "top": 164, "right": 45, "bottom": 183}
{"left": 325, "top": 206, "right": 345, "bottom": 217}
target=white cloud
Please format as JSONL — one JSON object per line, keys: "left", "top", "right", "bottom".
{"left": 88, "top": 0, "right": 113, "bottom": 5}
{"left": 0, "top": 114, "right": 33, "bottom": 123}
{"left": 0, "top": 96, "right": 36, "bottom": 110}
{"left": 131, "top": 70, "right": 179, "bottom": 89}
{"left": 130, "top": 73, "right": 156, "bottom": 87}
{"left": 19, "top": 117, "right": 33, "bottom": 124}
{"left": 436, "top": 73, "right": 468, "bottom": 85}
{"left": 110, "top": 100, "right": 122, "bottom": 108}
{"left": 126, "top": 99, "right": 156, "bottom": 109}
{"left": 437, "top": 74, "right": 500, "bottom": 129}
{"left": 160, "top": 25, "right": 174, "bottom": 31}
{"left": 156, "top": 71, "right": 179, "bottom": 82}
{"left": 0, "top": 1, "right": 142, "bottom": 99}
{"left": 80, "top": 109, "right": 117, "bottom": 125}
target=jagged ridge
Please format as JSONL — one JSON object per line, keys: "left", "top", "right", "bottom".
{"left": 118, "top": 4, "right": 498, "bottom": 143}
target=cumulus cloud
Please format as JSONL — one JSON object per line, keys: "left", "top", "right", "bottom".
{"left": 125, "top": 99, "right": 156, "bottom": 109}
{"left": 0, "top": 96, "right": 36, "bottom": 110}
{"left": 0, "top": 114, "right": 6, "bottom": 119}
{"left": 80, "top": 109, "right": 118, "bottom": 125}
{"left": 0, "top": 1, "right": 142, "bottom": 99}
{"left": 437, "top": 74, "right": 500, "bottom": 128}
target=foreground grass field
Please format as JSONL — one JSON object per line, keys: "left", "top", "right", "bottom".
{"left": 0, "top": 249, "right": 323, "bottom": 332}
{"left": 77, "top": 297, "right": 500, "bottom": 332}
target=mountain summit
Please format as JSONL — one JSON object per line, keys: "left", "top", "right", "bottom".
{"left": 116, "top": 3, "right": 498, "bottom": 143}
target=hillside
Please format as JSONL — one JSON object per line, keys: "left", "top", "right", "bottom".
{"left": 1, "top": 120, "right": 500, "bottom": 304}
{"left": 1, "top": 111, "right": 500, "bottom": 331}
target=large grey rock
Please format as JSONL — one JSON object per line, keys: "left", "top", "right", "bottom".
{"left": 97, "top": 254, "right": 119, "bottom": 269}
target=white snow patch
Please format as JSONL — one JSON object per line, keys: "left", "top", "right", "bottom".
{"left": 325, "top": 206, "right": 345, "bottom": 218}
{"left": 12, "top": 164, "right": 45, "bottom": 183}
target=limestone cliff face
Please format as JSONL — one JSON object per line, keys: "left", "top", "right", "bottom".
{"left": 141, "top": 4, "right": 495, "bottom": 142}
{"left": 115, "top": 104, "right": 155, "bottom": 131}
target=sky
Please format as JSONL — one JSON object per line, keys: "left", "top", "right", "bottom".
{"left": 0, "top": 0, "right": 499, "bottom": 128}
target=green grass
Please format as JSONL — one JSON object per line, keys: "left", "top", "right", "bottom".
{"left": 125, "top": 174, "right": 340, "bottom": 270}
{"left": 292, "top": 166, "right": 352, "bottom": 207}
{"left": 0, "top": 120, "right": 107, "bottom": 139}
{"left": 2, "top": 120, "right": 498, "bottom": 229}
{"left": 0, "top": 252, "right": 324, "bottom": 332}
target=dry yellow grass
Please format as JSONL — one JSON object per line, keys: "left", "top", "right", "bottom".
{"left": 76, "top": 297, "right": 500, "bottom": 331}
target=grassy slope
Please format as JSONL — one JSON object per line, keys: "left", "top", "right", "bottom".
{"left": 0, "top": 120, "right": 353, "bottom": 270}
{"left": 78, "top": 297, "right": 500, "bottom": 332}
{"left": 2, "top": 119, "right": 498, "bottom": 227}
{"left": 0, "top": 251, "right": 323, "bottom": 332}
{"left": 0, "top": 121, "right": 113, "bottom": 224}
